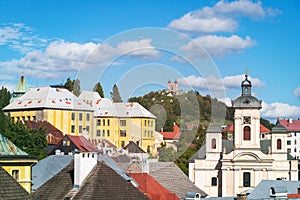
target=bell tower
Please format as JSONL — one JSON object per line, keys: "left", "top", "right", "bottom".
{"left": 231, "top": 72, "right": 262, "bottom": 149}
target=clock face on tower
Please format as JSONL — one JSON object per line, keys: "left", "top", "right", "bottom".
{"left": 243, "top": 116, "right": 251, "bottom": 124}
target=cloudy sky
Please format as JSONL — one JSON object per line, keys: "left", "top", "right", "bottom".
{"left": 0, "top": 0, "right": 299, "bottom": 122}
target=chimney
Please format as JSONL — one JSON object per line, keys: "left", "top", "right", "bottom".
{"left": 289, "top": 118, "right": 293, "bottom": 124}
{"left": 74, "top": 150, "right": 97, "bottom": 189}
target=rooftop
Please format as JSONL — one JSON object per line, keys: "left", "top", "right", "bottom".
{"left": 0, "top": 165, "right": 32, "bottom": 200}
{"left": 278, "top": 119, "right": 300, "bottom": 132}
{"left": 3, "top": 86, "right": 94, "bottom": 111}
{"left": 0, "top": 133, "right": 28, "bottom": 156}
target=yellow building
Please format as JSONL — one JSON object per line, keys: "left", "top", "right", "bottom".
{"left": 3, "top": 86, "right": 94, "bottom": 136}
{"left": 79, "top": 91, "right": 156, "bottom": 153}
{"left": 0, "top": 133, "right": 37, "bottom": 193}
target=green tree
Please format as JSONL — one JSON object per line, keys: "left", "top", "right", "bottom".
{"left": 110, "top": 84, "right": 122, "bottom": 102}
{"left": 64, "top": 78, "right": 74, "bottom": 92}
{"left": 93, "top": 82, "right": 104, "bottom": 98}
{"left": 73, "top": 79, "right": 81, "bottom": 96}
{"left": 64, "top": 78, "right": 81, "bottom": 96}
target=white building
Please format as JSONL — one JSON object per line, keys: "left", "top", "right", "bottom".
{"left": 189, "top": 74, "right": 298, "bottom": 197}
{"left": 278, "top": 118, "right": 300, "bottom": 159}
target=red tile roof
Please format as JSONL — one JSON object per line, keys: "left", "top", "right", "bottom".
{"left": 160, "top": 124, "right": 181, "bottom": 140}
{"left": 129, "top": 173, "right": 179, "bottom": 200}
{"left": 223, "top": 123, "right": 270, "bottom": 133}
{"left": 66, "top": 135, "right": 99, "bottom": 152}
{"left": 278, "top": 119, "right": 300, "bottom": 132}
{"left": 24, "top": 121, "right": 64, "bottom": 145}
{"left": 287, "top": 194, "right": 300, "bottom": 198}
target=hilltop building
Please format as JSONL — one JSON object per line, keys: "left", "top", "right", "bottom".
{"left": 0, "top": 133, "right": 37, "bottom": 193}
{"left": 10, "top": 73, "right": 29, "bottom": 102}
{"left": 189, "top": 74, "right": 298, "bottom": 197}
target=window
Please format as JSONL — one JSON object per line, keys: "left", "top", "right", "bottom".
{"left": 144, "top": 120, "right": 147, "bottom": 126}
{"left": 79, "top": 126, "right": 82, "bottom": 133}
{"left": 79, "top": 113, "right": 83, "bottom": 121}
{"left": 144, "top": 130, "right": 147, "bottom": 137}
{"left": 151, "top": 121, "right": 153, "bottom": 127}
{"left": 102, "top": 130, "right": 105, "bottom": 137}
{"left": 277, "top": 139, "right": 282, "bottom": 150}
{"left": 97, "top": 130, "right": 101, "bottom": 136}
{"left": 120, "top": 130, "right": 126, "bottom": 137}
{"left": 63, "top": 140, "right": 67, "bottom": 146}
{"left": 103, "top": 119, "right": 105, "bottom": 126}
{"left": 151, "top": 131, "right": 153, "bottom": 137}
{"left": 211, "top": 177, "right": 217, "bottom": 186}
{"left": 121, "top": 141, "right": 125, "bottom": 148}
{"left": 295, "top": 148, "right": 297, "bottom": 153}
{"left": 120, "top": 120, "right": 126, "bottom": 126}
{"left": 287, "top": 140, "right": 291, "bottom": 145}
{"left": 212, "top": 138, "right": 216, "bottom": 149}
{"left": 243, "top": 172, "right": 251, "bottom": 187}
{"left": 33, "top": 116, "right": 36, "bottom": 121}
{"left": 12, "top": 170, "right": 19, "bottom": 181}
{"left": 107, "top": 119, "right": 110, "bottom": 126}
{"left": 261, "top": 133, "right": 265, "bottom": 139}
{"left": 243, "top": 126, "right": 251, "bottom": 140}
{"left": 147, "top": 145, "right": 151, "bottom": 153}
{"left": 288, "top": 148, "right": 291, "bottom": 153}
{"left": 86, "top": 113, "right": 90, "bottom": 121}
{"left": 71, "top": 125, "right": 75, "bottom": 133}
{"left": 148, "top": 121, "right": 150, "bottom": 127}
{"left": 107, "top": 130, "right": 110, "bottom": 137}
{"left": 295, "top": 140, "right": 297, "bottom": 145}
{"left": 71, "top": 112, "right": 75, "bottom": 120}
{"left": 86, "top": 126, "right": 90, "bottom": 132}
{"left": 97, "top": 119, "right": 101, "bottom": 126}
{"left": 148, "top": 131, "right": 150, "bottom": 137}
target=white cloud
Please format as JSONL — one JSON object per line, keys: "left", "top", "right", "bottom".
{"left": 0, "top": 23, "right": 48, "bottom": 53}
{"left": 218, "top": 97, "right": 232, "bottom": 107}
{"left": 0, "top": 39, "right": 159, "bottom": 80}
{"left": 181, "top": 35, "right": 256, "bottom": 58}
{"left": 178, "top": 74, "right": 264, "bottom": 91}
{"left": 294, "top": 86, "right": 300, "bottom": 98}
{"left": 168, "top": 13, "right": 238, "bottom": 33}
{"left": 168, "top": 0, "right": 280, "bottom": 33}
{"left": 261, "top": 101, "right": 300, "bottom": 120}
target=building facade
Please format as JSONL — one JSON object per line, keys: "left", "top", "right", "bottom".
{"left": 3, "top": 86, "right": 94, "bottom": 136}
{"left": 189, "top": 74, "right": 298, "bottom": 197}
{"left": 278, "top": 118, "right": 300, "bottom": 159}
{"left": 79, "top": 91, "right": 156, "bottom": 153}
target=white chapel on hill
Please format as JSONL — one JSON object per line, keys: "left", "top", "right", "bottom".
{"left": 189, "top": 73, "right": 298, "bottom": 197}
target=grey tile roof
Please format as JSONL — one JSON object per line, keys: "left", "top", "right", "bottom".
{"left": 124, "top": 141, "right": 146, "bottom": 153}
{"left": 32, "top": 160, "right": 74, "bottom": 200}
{"left": 0, "top": 165, "right": 32, "bottom": 200}
{"left": 98, "top": 155, "right": 134, "bottom": 182}
{"left": 247, "top": 180, "right": 300, "bottom": 200}
{"left": 73, "top": 161, "right": 149, "bottom": 200}
{"left": 149, "top": 161, "right": 207, "bottom": 198}
{"left": 32, "top": 155, "right": 73, "bottom": 191}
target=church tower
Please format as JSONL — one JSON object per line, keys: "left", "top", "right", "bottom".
{"left": 232, "top": 73, "right": 262, "bottom": 149}
{"left": 11, "top": 73, "right": 29, "bottom": 102}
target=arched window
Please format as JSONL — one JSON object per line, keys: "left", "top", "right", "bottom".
{"left": 277, "top": 139, "right": 282, "bottom": 150}
{"left": 212, "top": 138, "right": 216, "bottom": 149}
{"left": 244, "top": 126, "right": 251, "bottom": 140}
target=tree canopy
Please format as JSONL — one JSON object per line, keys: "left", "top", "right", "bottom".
{"left": 0, "top": 87, "right": 47, "bottom": 160}
{"left": 64, "top": 78, "right": 81, "bottom": 96}
{"left": 93, "top": 82, "right": 104, "bottom": 98}
{"left": 110, "top": 84, "right": 123, "bottom": 102}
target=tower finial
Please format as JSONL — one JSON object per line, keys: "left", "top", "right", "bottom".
{"left": 245, "top": 68, "right": 248, "bottom": 78}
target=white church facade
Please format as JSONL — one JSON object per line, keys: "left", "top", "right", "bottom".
{"left": 189, "top": 74, "right": 298, "bottom": 197}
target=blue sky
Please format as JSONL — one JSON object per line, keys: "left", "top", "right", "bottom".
{"left": 0, "top": 0, "right": 300, "bottom": 122}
